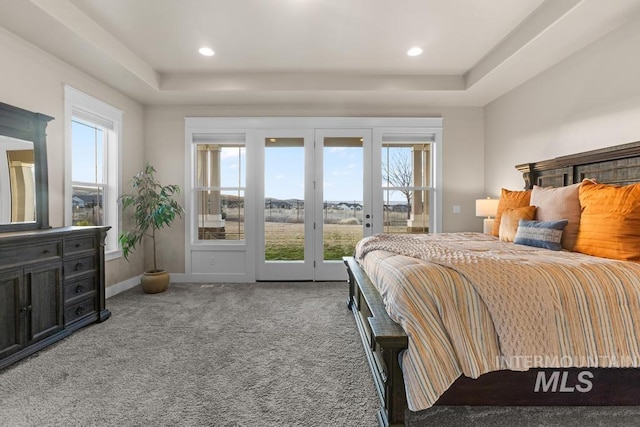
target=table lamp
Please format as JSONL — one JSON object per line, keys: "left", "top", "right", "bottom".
{"left": 475, "top": 198, "right": 500, "bottom": 234}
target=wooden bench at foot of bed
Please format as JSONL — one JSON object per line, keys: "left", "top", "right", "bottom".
{"left": 344, "top": 256, "right": 640, "bottom": 427}
{"left": 344, "top": 256, "right": 408, "bottom": 427}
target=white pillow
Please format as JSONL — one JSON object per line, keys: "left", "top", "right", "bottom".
{"left": 529, "top": 183, "right": 581, "bottom": 250}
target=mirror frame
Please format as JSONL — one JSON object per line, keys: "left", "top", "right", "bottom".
{"left": 0, "top": 101, "right": 52, "bottom": 232}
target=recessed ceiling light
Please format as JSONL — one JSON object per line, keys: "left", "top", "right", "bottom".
{"left": 198, "top": 47, "right": 215, "bottom": 57}
{"left": 407, "top": 47, "right": 423, "bottom": 57}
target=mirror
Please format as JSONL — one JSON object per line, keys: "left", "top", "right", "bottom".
{"left": 0, "top": 101, "right": 52, "bottom": 232}
{"left": 0, "top": 135, "right": 35, "bottom": 223}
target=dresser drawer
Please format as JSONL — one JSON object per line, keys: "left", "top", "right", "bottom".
{"left": 64, "top": 236, "right": 96, "bottom": 256}
{"left": 64, "top": 255, "right": 96, "bottom": 279}
{"left": 65, "top": 296, "right": 96, "bottom": 325}
{"left": 0, "top": 241, "right": 61, "bottom": 267}
{"left": 0, "top": 226, "right": 110, "bottom": 370}
{"left": 64, "top": 276, "right": 97, "bottom": 302}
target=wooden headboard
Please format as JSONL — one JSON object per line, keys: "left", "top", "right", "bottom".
{"left": 516, "top": 140, "right": 640, "bottom": 189}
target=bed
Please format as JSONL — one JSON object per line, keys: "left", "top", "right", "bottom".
{"left": 344, "top": 141, "right": 640, "bottom": 426}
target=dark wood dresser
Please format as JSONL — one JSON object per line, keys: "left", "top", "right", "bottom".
{"left": 0, "top": 226, "right": 110, "bottom": 369}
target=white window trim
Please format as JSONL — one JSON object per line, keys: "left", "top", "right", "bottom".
{"left": 191, "top": 138, "right": 248, "bottom": 245}
{"left": 64, "top": 85, "right": 123, "bottom": 260}
{"left": 375, "top": 128, "right": 442, "bottom": 234}
{"left": 381, "top": 140, "right": 436, "bottom": 233}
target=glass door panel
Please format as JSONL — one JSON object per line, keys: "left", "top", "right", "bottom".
{"left": 257, "top": 131, "right": 314, "bottom": 281}
{"left": 315, "top": 129, "right": 372, "bottom": 281}
{"left": 322, "top": 137, "right": 364, "bottom": 260}
{"left": 264, "top": 137, "right": 305, "bottom": 261}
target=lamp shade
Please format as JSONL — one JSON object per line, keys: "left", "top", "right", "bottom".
{"left": 475, "top": 198, "right": 499, "bottom": 218}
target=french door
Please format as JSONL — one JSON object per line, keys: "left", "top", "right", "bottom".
{"left": 185, "top": 117, "right": 442, "bottom": 283}
{"left": 257, "top": 129, "right": 374, "bottom": 281}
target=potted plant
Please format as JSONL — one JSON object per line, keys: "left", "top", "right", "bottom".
{"left": 119, "top": 163, "right": 184, "bottom": 293}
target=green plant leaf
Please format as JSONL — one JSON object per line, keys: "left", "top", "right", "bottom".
{"left": 118, "top": 163, "right": 184, "bottom": 270}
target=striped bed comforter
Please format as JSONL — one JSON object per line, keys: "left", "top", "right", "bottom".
{"left": 355, "top": 232, "right": 640, "bottom": 411}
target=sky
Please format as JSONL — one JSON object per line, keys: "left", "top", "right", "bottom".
{"left": 72, "top": 120, "right": 103, "bottom": 184}
{"left": 220, "top": 146, "right": 366, "bottom": 202}
{"left": 218, "top": 144, "right": 412, "bottom": 203}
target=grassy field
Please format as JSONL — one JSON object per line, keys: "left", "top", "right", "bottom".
{"left": 265, "top": 222, "right": 362, "bottom": 260}
{"left": 218, "top": 220, "right": 363, "bottom": 260}
{"left": 264, "top": 222, "right": 415, "bottom": 260}
{"left": 212, "top": 208, "right": 418, "bottom": 260}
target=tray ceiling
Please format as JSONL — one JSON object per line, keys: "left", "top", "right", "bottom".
{"left": 1, "top": 0, "right": 640, "bottom": 107}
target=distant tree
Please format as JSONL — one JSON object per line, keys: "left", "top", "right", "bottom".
{"left": 382, "top": 151, "right": 412, "bottom": 219}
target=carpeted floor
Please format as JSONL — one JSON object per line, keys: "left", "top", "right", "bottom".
{"left": 0, "top": 282, "right": 378, "bottom": 426}
{"left": 2, "top": 282, "right": 640, "bottom": 427}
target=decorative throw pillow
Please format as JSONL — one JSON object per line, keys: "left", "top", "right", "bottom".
{"left": 499, "top": 205, "right": 537, "bottom": 242}
{"left": 492, "top": 188, "right": 532, "bottom": 237}
{"left": 530, "top": 183, "right": 581, "bottom": 251}
{"left": 514, "top": 219, "right": 569, "bottom": 251}
{"left": 573, "top": 180, "right": 640, "bottom": 260}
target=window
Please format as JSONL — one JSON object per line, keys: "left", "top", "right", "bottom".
{"left": 381, "top": 135, "right": 434, "bottom": 234}
{"left": 193, "top": 134, "right": 246, "bottom": 241}
{"left": 65, "top": 86, "right": 121, "bottom": 257}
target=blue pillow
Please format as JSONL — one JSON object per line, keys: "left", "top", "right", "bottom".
{"left": 514, "top": 219, "right": 569, "bottom": 251}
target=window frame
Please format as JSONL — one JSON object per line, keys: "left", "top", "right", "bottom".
{"left": 190, "top": 133, "right": 248, "bottom": 246}
{"left": 381, "top": 141, "right": 434, "bottom": 234}
{"left": 374, "top": 129, "right": 442, "bottom": 235}
{"left": 64, "top": 86, "right": 122, "bottom": 259}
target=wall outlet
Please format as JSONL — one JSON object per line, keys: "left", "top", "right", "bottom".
{"left": 452, "top": 205, "right": 461, "bottom": 214}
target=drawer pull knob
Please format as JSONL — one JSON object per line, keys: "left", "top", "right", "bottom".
{"left": 75, "top": 262, "right": 84, "bottom": 271}
{"left": 42, "top": 249, "right": 50, "bottom": 254}
{"left": 75, "top": 243, "right": 81, "bottom": 248}
{"left": 76, "top": 306, "right": 86, "bottom": 315}
{"left": 75, "top": 284, "right": 85, "bottom": 293}
{"left": 20, "top": 305, "right": 32, "bottom": 313}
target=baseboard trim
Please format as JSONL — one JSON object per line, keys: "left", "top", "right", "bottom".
{"left": 168, "top": 273, "right": 190, "bottom": 283}
{"left": 105, "top": 275, "right": 141, "bottom": 299}
{"left": 106, "top": 272, "right": 254, "bottom": 298}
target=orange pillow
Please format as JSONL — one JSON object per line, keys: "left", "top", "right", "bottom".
{"left": 499, "top": 205, "right": 537, "bottom": 242}
{"left": 573, "top": 180, "right": 640, "bottom": 260}
{"left": 491, "top": 188, "right": 532, "bottom": 237}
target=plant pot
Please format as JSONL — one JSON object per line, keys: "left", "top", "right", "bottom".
{"left": 140, "top": 269, "right": 170, "bottom": 294}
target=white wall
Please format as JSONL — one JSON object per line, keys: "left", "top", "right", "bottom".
{"left": 0, "top": 27, "right": 146, "bottom": 287}
{"left": 145, "top": 106, "right": 485, "bottom": 274}
{"left": 440, "top": 108, "right": 485, "bottom": 232}
{"left": 484, "top": 13, "right": 640, "bottom": 195}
